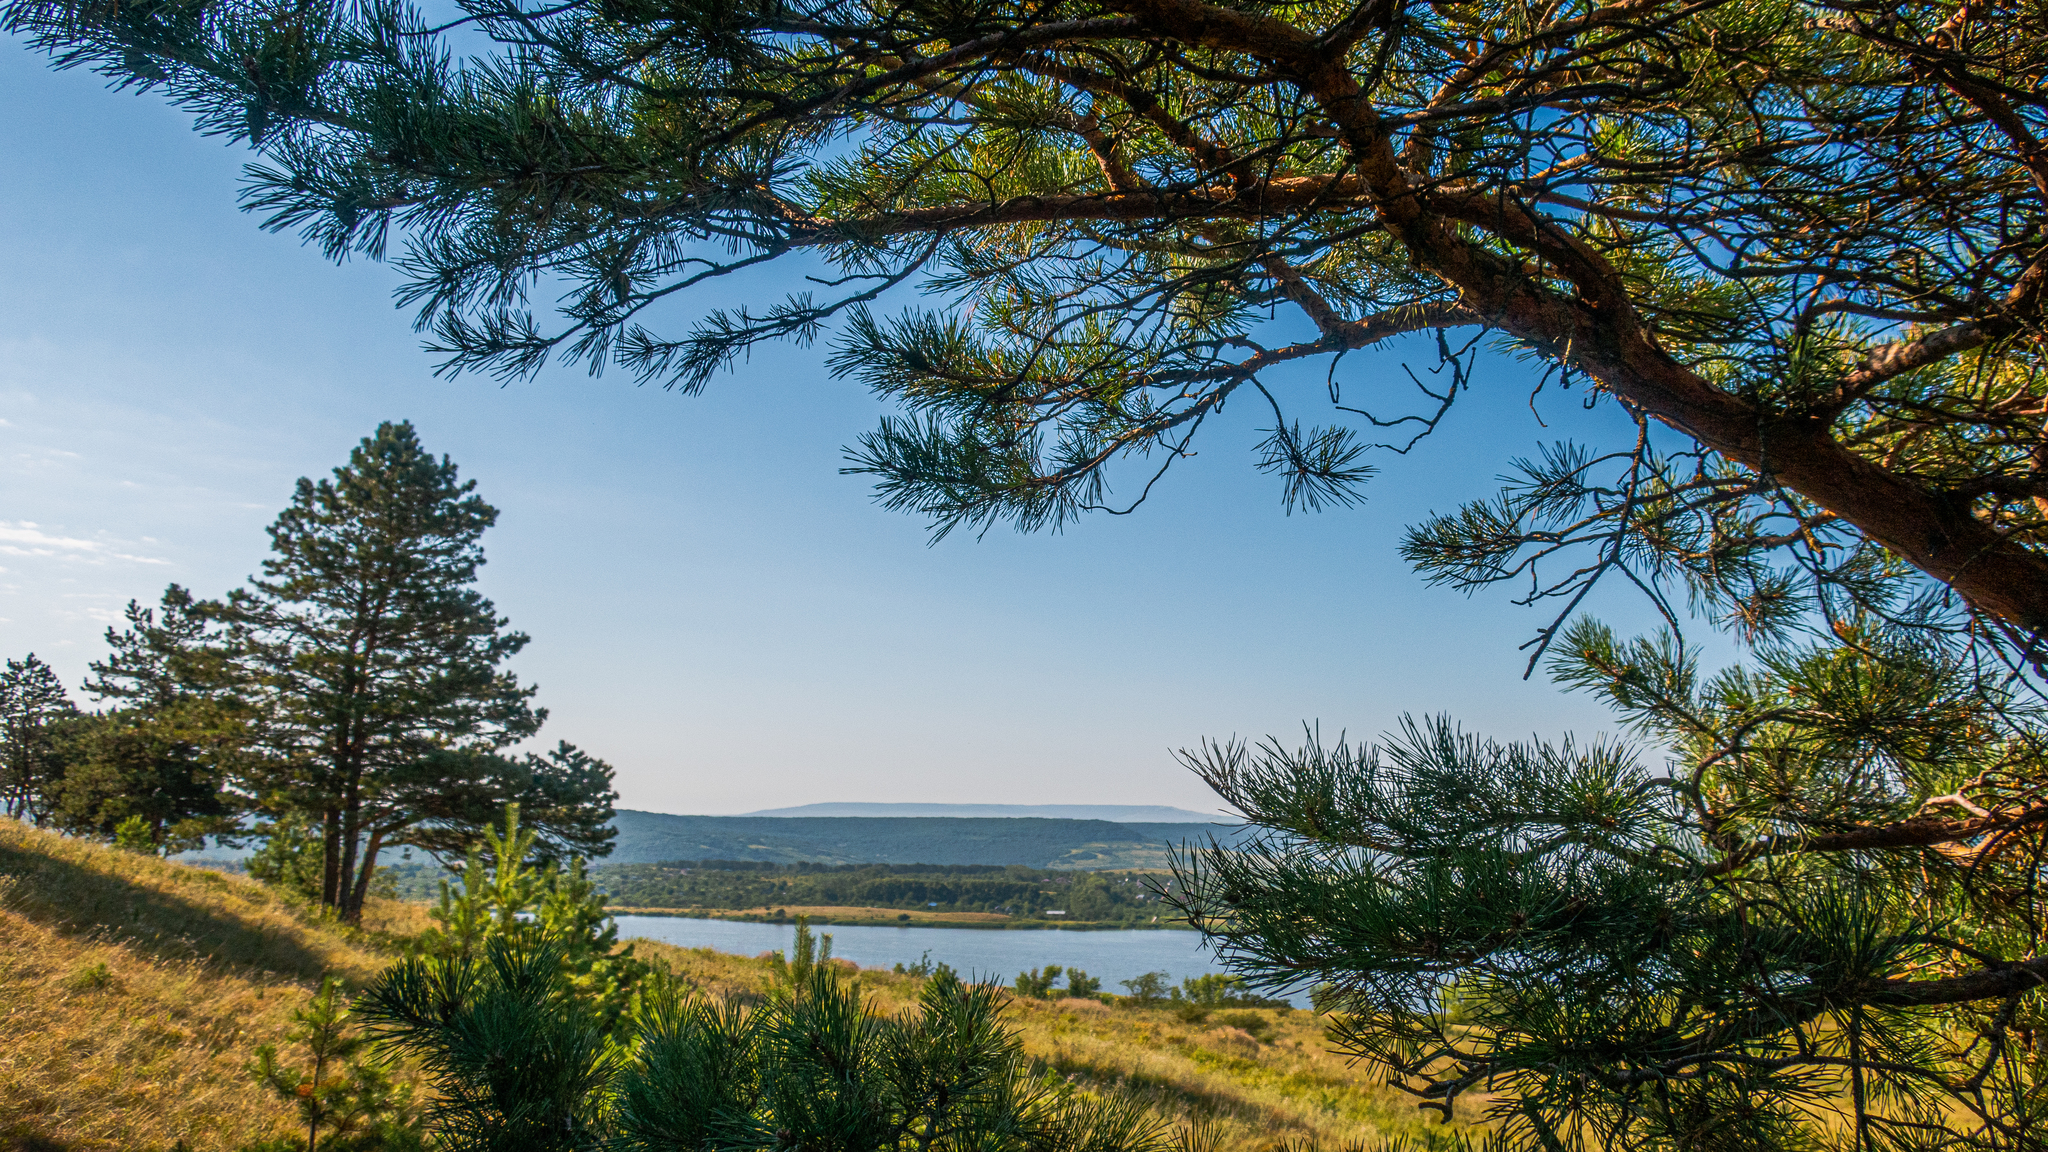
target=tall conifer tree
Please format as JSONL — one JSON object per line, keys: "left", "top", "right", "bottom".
{"left": 219, "top": 420, "right": 545, "bottom": 920}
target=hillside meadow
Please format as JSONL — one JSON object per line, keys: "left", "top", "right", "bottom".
{"left": 0, "top": 818, "right": 1462, "bottom": 1152}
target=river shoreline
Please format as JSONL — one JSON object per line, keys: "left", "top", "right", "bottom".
{"left": 604, "top": 904, "right": 1198, "bottom": 931}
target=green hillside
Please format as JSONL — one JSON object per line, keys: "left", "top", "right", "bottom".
{"left": 603, "top": 811, "right": 1248, "bottom": 869}
{"left": 586, "top": 860, "right": 1185, "bottom": 925}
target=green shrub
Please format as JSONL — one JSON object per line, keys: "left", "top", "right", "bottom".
{"left": 1212, "top": 1011, "right": 1274, "bottom": 1042}
{"left": 1178, "top": 973, "right": 1288, "bottom": 1008}
{"left": 246, "top": 817, "right": 326, "bottom": 902}
{"left": 1118, "top": 971, "right": 1171, "bottom": 1005}
{"left": 413, "top": 803, "right": 645, "bottom": 1027}
{"left": 113, "top": 815, "right": 156, "bottom": 853}
{"left": 1014, "top": 965, "right": 1063, "bottom": 1000}
{"left": 362, "top": 938, "right": 1172, "bottom": 1152}
{"left": 63, "top": 961, "right": 115, "bottom": 993}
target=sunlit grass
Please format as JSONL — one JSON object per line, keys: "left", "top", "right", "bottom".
{"left": 2, "top": 818, "right": 1450, "bottom": 1151}
{"left": 0, "top": 817, "right": 415, "bottom": 1151}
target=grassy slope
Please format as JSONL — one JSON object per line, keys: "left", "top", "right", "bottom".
{"left": 1, "top": 819, "right": 1450, "bottom": 1152}
{"left": 0, "top": 817, "right": 428, "bottom": 1152}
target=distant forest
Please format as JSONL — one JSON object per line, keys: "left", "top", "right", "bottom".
{"left": 600, "top": 810, "right": 1249, "bottom": 869}
{"left": 604, "top": 861, "right": 1182, "bottom": 924}
{"left": 381, "top": 859, "right": 1185, "bottom": 925}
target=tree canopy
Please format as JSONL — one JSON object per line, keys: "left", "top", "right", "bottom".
{"left": 0, "top": 423, "right": 622, "bottom": 916}
{"left": 60, "top": 589, "right": 244, "bottom": 849}
{"left": 1172, "top": 623, "right": 2048, "bottom": 1147}
{"left": 6, "top": 0, "right": 2045, "bottom": 668}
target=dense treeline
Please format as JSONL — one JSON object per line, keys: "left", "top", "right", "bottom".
{"left": 413, "top": 860, "right": 1184, "bottom": 924}
{"left": 604, "top": 810, "right": 1245, "bottom": 869}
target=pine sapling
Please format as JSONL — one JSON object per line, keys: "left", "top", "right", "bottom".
{"left": 246, "top": 976, "right": 419, "bottom": 1152}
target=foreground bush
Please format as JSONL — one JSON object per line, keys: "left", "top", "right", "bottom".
{"left": 362, "top": 937, "right": 1172, "bottom": 1152}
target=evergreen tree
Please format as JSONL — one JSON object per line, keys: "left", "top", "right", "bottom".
{"left": 210, "top": 420, "right": 591, "bottom": 921}
{"left": 53, "top": 711, "right": 237, "bottom": 851}
{"left": 415, "top": 802, "right": 645, "bottom": 1024}
{"left": 246, "top": 813, "right": 334, "bottom": 900}
{"left": 246, "top": 976, "right": 422, "bottom": 1152}
{"left": 0, "top": 654, "right": 78, "bottom": 823}
{"left": 52, "top": 588, "right": 245, "bottom": 849}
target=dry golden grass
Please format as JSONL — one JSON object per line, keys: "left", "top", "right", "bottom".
{"left": 0, "top": 818, "right": 415, "bottom": 1152}
{"left": 1, "top": 819, "right": 1448, "bottom": 1152}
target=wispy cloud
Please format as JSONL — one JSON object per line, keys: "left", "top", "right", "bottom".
{"left": 0, "top": 521, "right": 167, "bottom": 566}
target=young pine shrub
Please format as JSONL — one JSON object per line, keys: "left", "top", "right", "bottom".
{"left": 362, "top": 937, "right": 1175, "bottom": 1152}
{"left": 246, "top": 817, "right": 328, "bottom": 903}
{"left": 244, "top": 976, "right": 421, "bottom": 1152}
{"left": 415, "top": 803, "right": 645, "bottom": 1026}
{"left": 763, "top": 914, "right": 833, "bottom": 989}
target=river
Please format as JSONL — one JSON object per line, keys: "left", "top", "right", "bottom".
{"left": 612, "top": 915, "right": 1308, "bottom": 1008}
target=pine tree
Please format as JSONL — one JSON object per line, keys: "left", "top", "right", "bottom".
{"left": 416, "top": 802, "right": 645, "bottom": 1024}
{"left": 361, "top": 937, "right": 1172, "bottom": 1152}
{"left": 52, "top": 589, "right": 245, "bottom": 849}
{"left": 212, "top": 420, "right": 581, "bottom": 922}
{"left": 247, "top": 976, "right": 421, "bottom": 1152}
{"left": 0, "top": 654, "right": 78, "bottom": 823}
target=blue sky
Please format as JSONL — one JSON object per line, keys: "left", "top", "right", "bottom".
{"left": 1, "top": 40, "right": 1675, "bottom": 815}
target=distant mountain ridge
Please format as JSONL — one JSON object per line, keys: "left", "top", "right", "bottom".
{"left": 608, "top": 810, "right": 1246, "bottom": 870}
{"left": 741, "top": 802, "right": 1225, "bottom": 822}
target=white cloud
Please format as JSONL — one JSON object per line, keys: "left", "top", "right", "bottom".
{"left": 0, "top": 521, "right": 167, "bottom": 566}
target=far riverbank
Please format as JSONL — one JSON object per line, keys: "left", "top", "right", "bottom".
{"left": 604, "top": 903, "right": 1195, "bottom": 930}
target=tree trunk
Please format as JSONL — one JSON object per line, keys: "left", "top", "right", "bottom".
{"left": 320, "top": 807, "right": 343, "bottom": 908}
{"left": 343, "top": 827, "right": 384, "bottom": 923}
{"left": 336, "top": 793, "right": 363, "bottom": 924}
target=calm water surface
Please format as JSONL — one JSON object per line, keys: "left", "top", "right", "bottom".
{"left": 612, "top": 917, "right": 1307, "bottom": 1008}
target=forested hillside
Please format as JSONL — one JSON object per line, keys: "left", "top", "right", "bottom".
{"left": 590, "top": 861, "right": 1184, "bottom": 925}
{"left": 603, "top": 811, "right": 1247, "bottom": 868}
